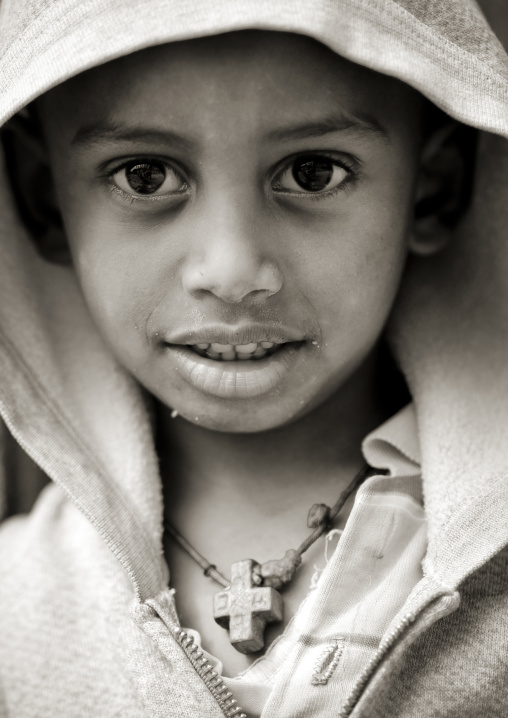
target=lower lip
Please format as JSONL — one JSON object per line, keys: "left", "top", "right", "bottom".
{"left": 165, "top": 344, "right": 302, "bottom": 399}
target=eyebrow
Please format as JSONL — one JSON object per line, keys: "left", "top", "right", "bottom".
{"left": 265, "top": 113, "right": 390, "bottom": 144}
{"left": 71, "top": 123, "right": 195, "bottom": 151}
{"left": 71, "top": 112, "right": 390, "bottom": 150}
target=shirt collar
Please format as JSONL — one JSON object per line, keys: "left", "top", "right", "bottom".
{"left": 362, "top": 403, "right": 420, "bottom": 477}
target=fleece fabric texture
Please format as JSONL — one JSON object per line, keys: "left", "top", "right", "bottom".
{"left": 1, "top": 1, "right": 508, "bottom": 716}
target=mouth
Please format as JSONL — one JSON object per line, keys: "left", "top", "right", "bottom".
{"left": 189, "top": 340, "right": 288, "bottom": 362}
{"left": 161, "top": 325, "right": 311, "bottom": 400}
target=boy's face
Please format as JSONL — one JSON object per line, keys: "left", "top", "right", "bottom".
{"left": 38, "top": 31, "right": 423, "bottom": 432}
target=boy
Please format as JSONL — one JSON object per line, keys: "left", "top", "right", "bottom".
{"left": 1, "top": 2, "right": 508, "bottom": 717}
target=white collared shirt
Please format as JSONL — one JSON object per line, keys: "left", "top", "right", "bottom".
{"left": 188, "top": 404, "right": 425, "bottom": 717}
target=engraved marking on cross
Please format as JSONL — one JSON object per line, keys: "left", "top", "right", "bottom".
{"left": 213, "top": 559, "right": 283, "bottom": 653}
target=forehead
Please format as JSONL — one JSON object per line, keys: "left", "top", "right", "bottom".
{"left": 38, "top": 31, "right": 420, "bottom": 145}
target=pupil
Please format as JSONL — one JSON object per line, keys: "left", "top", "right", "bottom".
{"left": 292, "top": 157, "right": 333, "bottom": 192}
{"left": 126, "top": 163, "right": 166, "bottom": 194}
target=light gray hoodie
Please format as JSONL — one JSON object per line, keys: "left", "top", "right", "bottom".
{"left": 1, "top": 1, "right": 508, "bottom": 716}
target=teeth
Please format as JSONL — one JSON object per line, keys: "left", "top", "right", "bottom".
{"left": 210, "top": 343, "right": 233, "bottom": 353}
{"left": 191, "top": 340, "right": 283, "bottom": 361}
{"left": 252, "top": 347, "right": 267, "bottom": 358}
{"left": 206, "top": 350, "right": 221, "bottom": 360}
{"left": 235, "top": 343, "right": 258, "bottom": 354}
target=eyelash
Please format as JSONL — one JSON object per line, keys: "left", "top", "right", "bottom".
{"left": 104, "top": 158, "right": 188, "bottom": 204}
{"left": 107, "top": 182, "right": 176, "bottom": 205}
{"left": 103, "top": 152, "right": 360, "bottom": 205}
{"left": 272, "top": 153, "right": 358, "bottom": 201}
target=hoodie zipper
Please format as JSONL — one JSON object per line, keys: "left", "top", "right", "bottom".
{"left": 338, "top": 589, "right": 459, "bottom": 718}
{"left": 337, "top": 610, "right": 417, "bottom": 718}
{"left": 174, "top": 614, "right": 414, "bottom": 718}
{"left": 173, "top": 626, "right": 247, "bottom": 718}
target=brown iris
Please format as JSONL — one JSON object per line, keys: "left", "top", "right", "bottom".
{"left": 292, "top": 157, "right": 334, "bottom": 192}
{"left": 125, "top": 162, "right": 166, "bottom": 194}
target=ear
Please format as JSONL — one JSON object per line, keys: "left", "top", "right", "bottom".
{"left": 409, "top": 120, "right": 477, "bottom": 257}
{"left": 1, "top": 109, "right": 71, "bottom": 265}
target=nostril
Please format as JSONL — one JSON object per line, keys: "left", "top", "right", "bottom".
{"left": 251, "top": 288, "right": 277, "bottom": 298}
{"left": 182, "top": 256, "right": 282, "bottom": 303}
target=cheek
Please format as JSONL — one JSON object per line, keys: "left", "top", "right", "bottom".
{"left": 297, "top": 195, "right": 410, "bottom": 354}
{"left": 53, "top": 165, "right": 187, "bottom": 364}
{"left": 65, "top": 211, "right": 174, "bottom": 365}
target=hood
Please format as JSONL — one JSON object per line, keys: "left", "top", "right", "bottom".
{"left": 1, "top": 0, "right": 508, "bottom": 603}
{"left": 1, "top": 0, "right": 508, "bottom": 134}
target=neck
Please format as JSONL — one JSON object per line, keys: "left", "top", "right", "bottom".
{"left": 158, "top": 350, "right": 390, "bottom": 521}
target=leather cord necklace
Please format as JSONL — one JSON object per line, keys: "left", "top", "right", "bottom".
{"left": 164, "top": 462, "right": 374, "bottom": 654}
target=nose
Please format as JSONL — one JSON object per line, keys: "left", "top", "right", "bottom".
{"left": 181, "top": 209, "right": 283, "bottom": 304}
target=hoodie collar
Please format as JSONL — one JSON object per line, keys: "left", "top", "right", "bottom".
{"left": 362, "top": 403, "right": 420, "bottom": 477}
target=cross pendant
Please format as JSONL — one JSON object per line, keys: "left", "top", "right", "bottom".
{"left": 213, "top": 559, "right": 284, "bottom": 654}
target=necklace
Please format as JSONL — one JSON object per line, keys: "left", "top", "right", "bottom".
{"left": 164, "top": 462, "right": 374, "bottom": 654}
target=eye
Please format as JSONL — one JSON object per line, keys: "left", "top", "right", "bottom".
{"left": 275, "top": 155, "right": 351, "bottom": 194}
{"left": 111, "top": 160, "right": 186, "bottom": 196}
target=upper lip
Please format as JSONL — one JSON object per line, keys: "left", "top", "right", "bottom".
{"left": 163, "top": 323, "right": 308, "bottom": 346}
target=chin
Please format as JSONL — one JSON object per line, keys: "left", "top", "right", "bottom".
{"left": 162, "top": 393, "right": 312, "bottom": 434}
